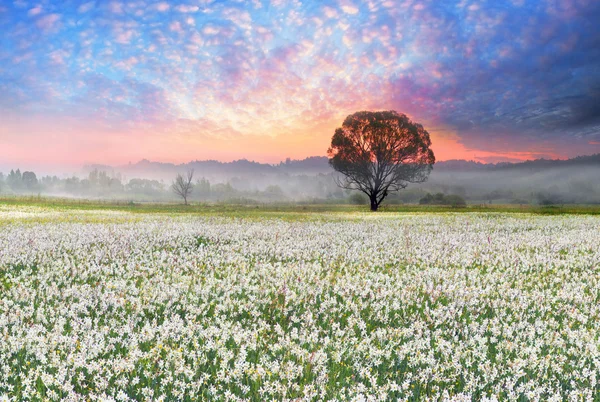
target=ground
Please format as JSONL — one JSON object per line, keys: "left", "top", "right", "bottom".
{"left": 1, "top": 200, "right": 599, "bottom": 401}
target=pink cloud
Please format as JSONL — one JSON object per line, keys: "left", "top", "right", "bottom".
{"left": 113, "top": 27, "right": 136, "bottom": 44}
{"left": 36, "top": 13, "right": 61, "bottom": 32}
{"left": 48, "top": 49, "right": 70, "bottom": 65}
{"left": 155, "top": 2, "right": 171, "bottom": 12}
{"left": 169, "top": 21, "right": 183, "bottom": 33}
{"left": 28, "top": 6, "right": 43, "bottom": 16}
{"left": 203, "top": 25, "right": 219, "bottom": 35}
{"left": 78, "top": 2, "right": 95, "bottom": 13}
{"left": 323, "top": 6, "right": 337, "bottom": 19}
{"left": 1, "top": 0, "right": 596, "bottom": 168}
{"left": 114, "top": 56, "right": 139, "bottom": 71}
{"left": 223, "top": 8, "right": 252, "bottom": 29}
{"left": 340, "top": 1, "right": 359, "bottom": 15}
{"left": 108, "top": 2, "right": 123, "bottom": 14}
{"left": 175, "top": 4, "right": 199, "bottom": 13}
{"left": 12, "top": 52, "right": 33, "bottom": 64}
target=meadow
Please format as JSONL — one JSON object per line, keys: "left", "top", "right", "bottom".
{"left": 1, "top": 201, "right": 600, "bottom": 401}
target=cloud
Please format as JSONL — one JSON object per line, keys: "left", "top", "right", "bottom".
{"left": 48, "top": 49, "right": 70, "bottom": 65}
{"left": 35, "top": 13, "right": 60, "bottom": 32}
{"left": 114, "top": 29, "right": 135, "bottom": 44}
{"left": 323, "top": 6, "right": 337, "bottom": 19}
{"left": 114, "top": 56, "right": 139, "bottom": 71}
{"left": 339, "top": 0, "right": 359, "bottom": 15}
{"left": 12, "top": 0, "right": 28, "bottom": 8}
{"left": 175, "top": 4, "right": 199, "bottom": 13}
{"left": 202, "top": 25, "right": 219, "bottom": 35}
{"left": 169, "top": 21, "right": 183, "bottom": 33}
{"left": 78, "top": 2, "right": 96, "bottom": 13}
{"left": 1, "top": 0, "right": 600, "bottom": 164}
{"left": 61, "top": 74, "right": 176, "bottom": 127}
{"left": 28, "top": 6, "right": 42, "bottom": 16}
{"left": 107, "top": 2, "right": 123, "bottom": 14}
{"left": 154, "top": 2, "right": 171, "bottom": 12}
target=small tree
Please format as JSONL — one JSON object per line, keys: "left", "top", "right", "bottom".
{"left": 328, "top": 110, "right": 435, "bottom": 211}
{"left": 172, "top": 169, "right": 194, "bottom": 205}
{"left": 7, "top": 169, "right": 22, "bottom": 189}
{"left": 22, "top": 171, "right": 38, "bottom": 190}
{"left": 195, "top": 177, "right": 211, "bottom": 197}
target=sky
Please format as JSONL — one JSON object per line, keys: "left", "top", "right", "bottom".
{"left": 1, "top": 0, "right": 600, "bottom": 168}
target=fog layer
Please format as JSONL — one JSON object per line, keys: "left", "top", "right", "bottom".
{"left": 1, "top": 155, "right": 599, "bottom": 205}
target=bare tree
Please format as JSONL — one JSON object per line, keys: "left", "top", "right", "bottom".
{"left": 172, "top": 169, "right": 194, "bottom": 205}
{"left": 328, "top": 111, "right": 435, "bottom": 211}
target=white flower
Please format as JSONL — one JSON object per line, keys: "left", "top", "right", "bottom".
{"left": 1, "top": 208, "right": 599, "bottom": 400}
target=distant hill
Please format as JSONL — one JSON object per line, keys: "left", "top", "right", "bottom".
{"left": 436, "top": 154, "right": 600, "bottom": 172}
{"left": 10, "top": 153, "right": 599, "bottom": 204}
{"left": 83, "top": 153, "right": 600, "bottom": 180}
{"left": 84, "top": 156, "right": 332, "bottom": 181}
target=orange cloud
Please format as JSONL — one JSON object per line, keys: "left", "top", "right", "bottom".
{"left": 426, "top": 126, "right": 564, "bottom": 163}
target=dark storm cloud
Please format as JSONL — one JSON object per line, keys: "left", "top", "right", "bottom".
{"left": 387, "top": 0, "right": 600, "bottom": 152}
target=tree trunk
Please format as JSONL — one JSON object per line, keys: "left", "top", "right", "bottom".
{"left": 184, "top": 196, "right": 188, "bottom": 205}
{"left": 370, "top": 195, "right": 378, "bottom": 211}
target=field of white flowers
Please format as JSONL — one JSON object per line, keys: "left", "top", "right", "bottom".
{"left": 1, "top": 206, "right": 599, "bottom": 401}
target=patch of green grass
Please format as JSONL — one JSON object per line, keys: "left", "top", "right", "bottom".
{"left": 1, "top": 195, "right": 600, "bottom": 221}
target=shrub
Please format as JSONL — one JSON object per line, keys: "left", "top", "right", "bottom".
{"left": 419, "top": 192, "right": 467, "bottom": 207}
{"left": 444, "top": 194, "right": 467, "bottom": 207}
{"left": 348, "top": 192, "right": 368, "bottom": 205}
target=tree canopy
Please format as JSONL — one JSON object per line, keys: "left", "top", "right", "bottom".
{"left": 328, "top": 110, "right": 435, "bottom": 211}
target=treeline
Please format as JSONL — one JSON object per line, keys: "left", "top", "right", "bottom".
{"left": 0, "top": 168, "right": 349, "bottom": 203}
{"left": 0, "top": 169, "right": 165, "bottom": 199}
{"left": 2, "top": 164, "right": 599, "bottom": 205}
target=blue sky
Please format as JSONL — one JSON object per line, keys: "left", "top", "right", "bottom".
{"left": 1, "top": 0, "right": 599, "bottom": 166}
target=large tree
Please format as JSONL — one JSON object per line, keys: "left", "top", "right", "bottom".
{"left": 328, "top": 110, "right": 435, "bottom": 211}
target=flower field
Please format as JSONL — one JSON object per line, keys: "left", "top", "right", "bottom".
{"left": 1, "top": 207, "right": 600, "bottom": 401}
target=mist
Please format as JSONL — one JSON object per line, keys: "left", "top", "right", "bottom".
{"left": 1, "top": 155, "right": 599, "bottom": 206}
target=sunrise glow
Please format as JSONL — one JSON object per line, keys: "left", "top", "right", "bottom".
{"left": 1, "top": 0, "right": 599, "bottom": 166}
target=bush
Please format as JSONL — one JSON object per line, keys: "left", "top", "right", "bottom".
{"left": 419, "top": 192, "right": 466, "bottom": 207}
{"left": 348, "top": 192, "right": 368, "bottom": 205}
{"left": 535, "top": 192, "right": 563, "bottom": 206}
{"left": 444, "top": 194, "right": 467, "bottom": 207}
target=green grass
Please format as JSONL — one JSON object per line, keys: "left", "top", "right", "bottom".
{"left": 1, "top": 195, "right": 600, "bottom": 218}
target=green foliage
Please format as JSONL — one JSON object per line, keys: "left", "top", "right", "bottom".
{"left": 328, "top": 110, "right": 435, "bottom": 211}
{"left": 419, "top": 192, "right": 467, "bottom": 207}
{"left": 1, "top": 197, "right": 600, "bottom": 225}
{"left": 195, "top": 177, "right": 211, "bottom": 196}
{"left": 348, "top": 192, "right": 368, "bottom": 205}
